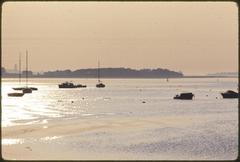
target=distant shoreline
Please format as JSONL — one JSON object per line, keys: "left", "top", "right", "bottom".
{"left": 2, "top": 67, "right": 238, "bottom": 79}
{"left": 1, "top": 76, "right": 238, "bottom": 79}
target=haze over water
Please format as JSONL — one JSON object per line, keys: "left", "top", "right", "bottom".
{"left": 2, "top": 77, "right": 238, "bottom": 160}
{"left": 2, "top": 2, "right": 238, "bottom": 75}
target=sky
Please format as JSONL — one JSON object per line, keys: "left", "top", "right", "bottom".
{"left": 1, "top": 2, "right": 238, "bottom": 75}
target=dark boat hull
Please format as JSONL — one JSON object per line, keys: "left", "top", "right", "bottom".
{"left": 13, "top": 87, "right": 25, "bottom": 90}
{"left": 13, "top": 87, "right": 38, "bottom": 90}
{"left": 22, "top": 88, "right": 32, "bottom": 93}
{"left": 174, "top": 93, "right": 194, "bottom": 100}
{"left": 8, "top": 93, "right": 24, "bottom": 97}
{"left": 76, "top": 85, "right": 87, "bottom": 88}
{"left": 58, "top": 85, "right": 87, "bottom": 88}
{"left": 221, "top": 93, "right": 238, "bottom": 98}
{"left": 96, "top": 83, "right": 105, "bottom": 88}
{"left": 30, "top": 87, "right": 38, "bottom": 90}
{"left": 59, "top": 85, "right": 78, "bottom": 88}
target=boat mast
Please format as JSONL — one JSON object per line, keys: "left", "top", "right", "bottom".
{"left": 26, "top": 50, "right": 28, "bottom": 88}
{"left": 19, "top": 53, "right": 21, "bottom": 85}
{"left": 98, "top": 61, "right": 100, "bottom": 83}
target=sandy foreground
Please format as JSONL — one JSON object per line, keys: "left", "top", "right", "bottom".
{"left": 2, "top": 114, "right": 238, "bottom": 160}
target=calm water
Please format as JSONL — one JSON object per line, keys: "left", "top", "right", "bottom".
{"left": 1, "top": 78, "right": 238, "bottom": 160}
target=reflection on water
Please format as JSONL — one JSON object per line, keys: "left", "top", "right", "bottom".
{"left": 2, "top": 138, "right": 24, "bottom": 145}
{"left": 2, "top": 136, "right": 62, "bottom": 145}
{"left": 1, "top": 78, "right": 238, "bottom": 127}
{"left": 40, "top": 136, "right": 62, "bottom": 141}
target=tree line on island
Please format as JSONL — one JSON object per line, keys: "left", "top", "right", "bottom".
{"left": 2, "top": 67, "right": 183, "bottom": 78}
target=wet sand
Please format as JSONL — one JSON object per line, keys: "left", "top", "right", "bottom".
{"left": 2, "top": 114, "right": 238, "bottom": 160}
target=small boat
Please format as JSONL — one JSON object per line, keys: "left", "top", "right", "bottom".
{"left": 59, "top": 82, "right": 76, "bottom": 88}
{"left": 96, "top": 61, "right": 105, "bottom": 88}
{"left": 13, "top": 87, "right": 38, "bottom": 91}
{"left": 174, "top": 92, "right": 194, "bottom": 100}
{"left": 221, "top": 90, "right": 239, "bottom": 98}
{"left": 59, "top": 82, "right": 86, "bottom": 88}
{"left": 13, "top": 51, "right": 38, "bottom": 91}
{"left": 96, "top": 82, "right": 105, "bottom": 88}
{"left": 13, "top": 87, "right": 24, "bottom": 90}
{"left": 22, "top": 87, "right": 32, "bottom": 93}
{"left": 17, "top": 51, "right": 36, "bottom": 94}
{"left": 8, "top": 92, "right": 24, "bottom": 97}
{"left": 9, "top": 51, "right": 34, "bottom": 95}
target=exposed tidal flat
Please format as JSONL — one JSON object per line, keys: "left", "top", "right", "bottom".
{"left": 1, "top": 78, "right": 238, "bottom": 160}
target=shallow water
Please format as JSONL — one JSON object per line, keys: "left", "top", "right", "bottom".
{"left": 1, "top": 78, "right": 238, "bottom": 160}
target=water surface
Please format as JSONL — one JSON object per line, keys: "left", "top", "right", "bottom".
{"left": 1, "top": 78, "right": 238, "bottom": 160}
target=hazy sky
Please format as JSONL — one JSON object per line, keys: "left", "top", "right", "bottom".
{"left": 2, "top": 2, "right": 238, "bottom": 75}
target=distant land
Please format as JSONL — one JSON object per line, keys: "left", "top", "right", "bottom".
{"left": 2, "top": 67, "right": 183, "bottom": 78}
{"left": 207, "top": 72, "right": 238, "bottom": 77}
{"left": 2, "top": 67, "right": 238, "bottom": 78}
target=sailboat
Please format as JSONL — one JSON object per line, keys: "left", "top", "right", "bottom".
{"left": 13, "top": 51, "right": 38, "bottom": 91}
{"left": 26, "top": 50, "right": 38, "bottom": 91}
{"left": 8, "top": 53, "right": 25, "bottom": 97}
{"left": 96, "top": 61, "right": 105, "bottom": 88}
{"left": 22, "top": 50, "right": 32, "bottom": 93}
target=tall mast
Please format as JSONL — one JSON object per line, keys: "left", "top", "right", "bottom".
{"left": 26, "top": 50, "right": 28, "bottom": 87}
{"left": 19, "top": 53, "right": 21, "bottom": 84}
{"left": 98, "top": 61, "right": 100, "bottom": 83}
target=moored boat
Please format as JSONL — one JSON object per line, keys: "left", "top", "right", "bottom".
{"left": 58, "top": 82, "right": 86, "bottom": 88}
{"left": 22, "top": 87, "right": 32, "bottom": 93}
{"left": 174, "top": 92, "right": 194, "bottom": 100}
{"left": 221, "top": 90, "right": 238, "bottom": 99}
{"left": 13, "top": 51, "right": 38, "bottom": 91}
{"left": 13, "top": 87, "right": 38, "bottom": 91}
{"left": 13, "top": 87, "right": 24, "bottom": 90}
{"left": 96, "top": 82, "right": 105, "bottom": 88}
{"left": 8, "top": 92, "right": 24, "bottom": 97}
{"left": 96, "top": 61, "right": 105, "bottom": 88}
